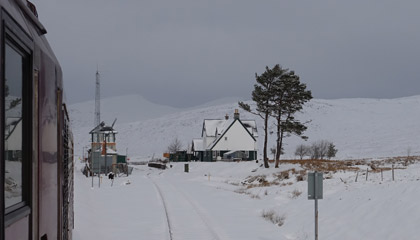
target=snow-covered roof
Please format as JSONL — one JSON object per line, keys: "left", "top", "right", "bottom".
{"left": 203, "top": 119, "right": 257, "bottom": 138}
{"left": 208, "top": 119, "right": 257, "bottom": 150}
{"left": 202, "top": 119, "right": 230, "bottom": 137}
{"left": 223, "top": 150, "right": 236, "bottom": 155}
{"left": 192, "top": 138, "right": 204, "bottom": 151}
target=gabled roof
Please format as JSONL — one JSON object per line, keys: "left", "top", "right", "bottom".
{"left": 208, "top": 118, "right": 257, "bottom": 150}
{"left": 202, "top": 119, "right": 230, "bottom": 137}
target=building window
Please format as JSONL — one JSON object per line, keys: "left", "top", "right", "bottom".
{"left": 4, "top": 37, "right": 31, "bottom": 213}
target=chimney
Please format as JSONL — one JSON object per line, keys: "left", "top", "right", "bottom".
{"left": 234, "top": 109, "right": 240, "bottom": 120}
{"left": 225, "top": 114, "right": 229, "bottom": 120}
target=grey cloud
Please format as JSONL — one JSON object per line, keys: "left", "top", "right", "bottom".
{"left": 33, "top": 0, "right": 420, "bottom": 107}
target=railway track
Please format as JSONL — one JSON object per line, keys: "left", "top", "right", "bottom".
{"left": 149, "top": 175, "right": 174, "bottom": 240}
{"left": 147, "top": 174, "right": 223, "bottom": 240}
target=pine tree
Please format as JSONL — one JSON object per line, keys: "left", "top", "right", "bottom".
{"left": 270, "top": 65, "right": 312, "bottom": 168}
{"left": 239, "top": 66, "right": 278, "bottom": 168}
{"left": 327, "top": 142, "right": 338, "bottom": 159}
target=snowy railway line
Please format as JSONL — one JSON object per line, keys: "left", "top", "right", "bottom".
{"left": 147, "top": 174, "right": 223, "bottom": 240}
{"left": 147, "top": 174, "right": 174, "bottom": 240}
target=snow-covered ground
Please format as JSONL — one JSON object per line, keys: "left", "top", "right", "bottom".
{"left": 73, "top": 159, "right": 420, "bottom": 240}
{"left": 70, "top": 94, "right": 420, "bottom": 239}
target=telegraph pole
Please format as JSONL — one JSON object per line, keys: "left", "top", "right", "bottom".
{"left": 94, "top": 69, "right": 101, "bottom": 127}
{"left": 95, "top": 69, "right": 101, "bottom": 187}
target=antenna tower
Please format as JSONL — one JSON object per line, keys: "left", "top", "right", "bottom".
{"left": 94, "top": 70, "right": 101, "bottom": 127}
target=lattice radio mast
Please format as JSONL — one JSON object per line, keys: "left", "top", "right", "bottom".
{"left": 94, "top": 69, "right": 101, "bottom": 127}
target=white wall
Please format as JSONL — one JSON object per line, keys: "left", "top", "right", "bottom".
{"left": 212, "top": 120, "right": 256, "bottom": 151}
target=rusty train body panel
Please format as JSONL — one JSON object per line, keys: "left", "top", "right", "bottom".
{"left": 1, "top": 1, "right": 74, "bottom": 239}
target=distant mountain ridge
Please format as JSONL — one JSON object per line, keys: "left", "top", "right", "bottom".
{"left": 70, "top": 94, "right": 420, "bottom": 161}
{"left": 69, "top": 94, "right": 180, "bottom": 127}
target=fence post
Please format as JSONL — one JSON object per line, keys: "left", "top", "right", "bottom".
{"left": 355, "top": 172, "right": 358, "bottom": 182}
{"left": 392, "top": 164, "right": 394, "bottom": 181}
{"left": 365, "top": 168, "right": 368, "bottom": 181}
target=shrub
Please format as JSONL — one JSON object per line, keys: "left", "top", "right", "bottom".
{"left": 295, "top": 144, "right": 310, "bottom": 159}
{"left": 290, "top": 189, "right": 302, "bottom": 199}
{"left": 261, "top": 210, "right": 285, "bottom": 227}
{"left": 308, "top": 140, "right": 337, "bottom": 160}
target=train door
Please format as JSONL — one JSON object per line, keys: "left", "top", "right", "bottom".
{"left": 1, "top": 10, "right": 34, "bottom": 240}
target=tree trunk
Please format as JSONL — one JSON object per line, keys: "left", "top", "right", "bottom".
{"left": 275, "top": 116, "right": 281, "bottom": 168}
{"left": 263, "top": 112, "right": 269, "bottom": 168}
{"left": 275, "top": 129, "right": 285, "bottom": 168}
{"left": 275, "top": 113, "right": 290, "bottom": 168}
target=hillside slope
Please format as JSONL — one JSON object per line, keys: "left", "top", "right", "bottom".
{"left": 70, "top": 95, "right": 420, "bottom": 160}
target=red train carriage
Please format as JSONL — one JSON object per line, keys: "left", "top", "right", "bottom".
{"left": 0, "top": 1, "right": 74, "bottom": 240}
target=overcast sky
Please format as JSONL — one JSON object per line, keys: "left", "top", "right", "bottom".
{"left": 32, "top": 0, "right": 420, "bottom": 108}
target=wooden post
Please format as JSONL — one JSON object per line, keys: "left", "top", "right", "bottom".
{"left": 392, "top": 164, "right": 394, "bottom": 181}
{"left": 355, "top": 172, "right": 358, "bottom": 182}
{"left": 381, "top": 169, "right": 383, "bottom": 181}
{"left": 366, "top": 168, "right": 368, "bottom": 181}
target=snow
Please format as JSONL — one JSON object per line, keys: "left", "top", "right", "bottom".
{"left": 204, "top": 119, "right": 231, "bottom": 137}
{"left": 69, "top": 94, "right": 420, "bottom": 239}
{"left": 73, "top": 160, "right": 420, "bottom": 240}
{"left": 192, "top": 138, "right": 204, "bottom": 151}
{"left": 70, "top": 94, "right": 420, "bottom": 161}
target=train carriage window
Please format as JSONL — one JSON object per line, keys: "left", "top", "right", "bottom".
{"left": 3, "top": 40, "right": 31, "bottom": 212}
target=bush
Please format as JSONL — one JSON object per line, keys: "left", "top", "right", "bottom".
{"left": 261, "top": 210, "right": 285, "bottom": 227}
{"left": 295, "top": 144, "right": 310, "bottom": 160}
{"left": 290, "top": 189, "right": 302, "bottom": 199}
{"left": 167, "top": 137, "right": 182, "bottom": 153}
{"left": 306, "top": 140, "right": 338, "bottom": 160}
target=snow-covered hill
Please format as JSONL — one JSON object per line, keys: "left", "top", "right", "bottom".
{"left": 69, "top": 94, "right": 180, "bottom": 126}
{"left": 69, "top": 95, "right": 420, "bottom": 160}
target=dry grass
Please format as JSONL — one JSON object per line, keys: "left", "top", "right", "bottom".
{"left": 242, "top": 175, "right": 279, "bottom": 189}
{"left": 261, "top": 210, "right": 285, "bottom": 227}
{"left": 273, "top": 168, "right": 307, "bottom": 183}
{"left": 278, "top": 156, "right": 420, "bottom": 175}
{"left": 281, "top": 159, "right": 360, "bottom": 173}
{"left": 280, "top": 182, "right": 293, "bottom": 187}
{"left": 290, "top": 189, "right": 302, "bottom": 199}
{"left": 234, "top": 188, "right": 261, "bottom": 199}
{"left": 239, "top": 156, "right": 420, "bottom": 192}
